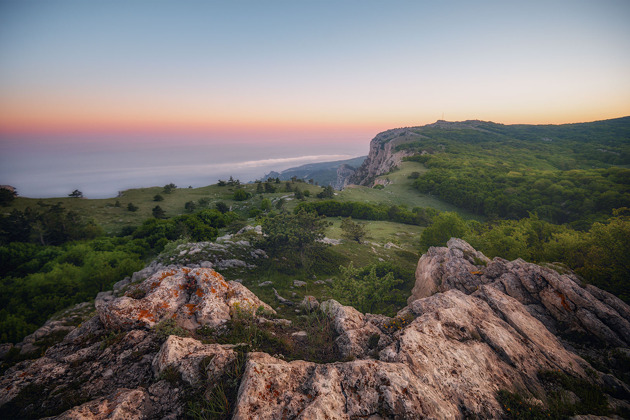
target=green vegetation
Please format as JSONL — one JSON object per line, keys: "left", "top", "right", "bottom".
{"left": 296, "top": 200, "right": 436, "bottom": 226}
{"left": 401, "top": 118, "right": 630, "bottom": 226}
{"left": 331, "top": 262, "right": 410, "bottom": 315}
{"left": 497, "top": 369, "right": 624, "bottom": 418}
{"left": 340, "top": 217, "right": 367, "bottom": 243}
{"left": 0, "top": 206, "right": 238, "bottom": 343}
{"left": 417, "top": 210, "right": 630, "bottom": 302}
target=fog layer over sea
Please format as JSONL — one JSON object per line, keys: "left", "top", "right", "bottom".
{"left": 0, "top": 136, "right": 365, "bottom": 198}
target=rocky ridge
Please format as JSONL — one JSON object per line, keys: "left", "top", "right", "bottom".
{"left": 349, "top": 128, "right": 428, "bottom": 186}
{"left": 1, "top": 241, "right": 629, "bottom": 418}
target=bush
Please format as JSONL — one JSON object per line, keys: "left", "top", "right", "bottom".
{"left": 233, "top": 189, "right": 250, "bottom": 201}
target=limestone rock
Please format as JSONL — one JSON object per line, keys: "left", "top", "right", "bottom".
{"left": 321, "top": 299, "right": 382, "bottom": 359}
{"left": 234, "top": 352, "right": 444, "bottom": 420}
{"left": 300, "top": 296, "right": 320, "bottom": 312}
{"left": 98, "top": 267, "right": 274, "bottom": 331}
{"left": 408, "top": 237, "right": 490, "bottom": 304}
{"left": 54, "top": 388, "right": 153, "bottom": 420}
{"left": 410, "top": 239, "right": 630, "bottom": 347}
{"left": 349, "top": 128, "right": 417, "bottom": 186}
{"left": 152, "top": 335, "right": 237, "bottom": 385}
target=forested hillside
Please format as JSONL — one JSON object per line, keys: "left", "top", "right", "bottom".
{"left": 397, "top": 117, "right": 630, "bottom": 227}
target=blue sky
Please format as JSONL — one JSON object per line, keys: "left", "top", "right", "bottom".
{"left": 0, "top": 0, "right": 629, "bottom": 196}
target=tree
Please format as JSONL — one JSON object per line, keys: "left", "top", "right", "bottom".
{"left": 264, "top": 182, "right": 276, "bottom": 193}
{"left": 184, "top": 201, "right": 197, "bottom": 213}
{"left": 215, "top": 202, "right": 229, "bottom": 213}
{"left": 331, "top": 262, "right": 403, "bottom": 314}
{"left": 419, "top": 212, "right": 469, "bottom": 251}
{"left": 294, "top": 188, "right": 304, "bottom": 200}
{"left": 68, "top": 189, "right": 83, "bottom": 198}
{"left": 256, "top": 182, "right": 264, "bottom": 194}
{"left": 233, "top": 189, "right": 250, "bottom": 201}
{"left": 217, "top": 179, "right": 227, "bottom": 187}
{"left": 127, "top": 203, "right": 139, "bottom": 212}
{"left": 261, "top": 210, "right": 330, "bottom": 268}
{"left": 153, "top": 194, "right": 164, "bottom": 202}
{"left": 163, "top": 183, "right": 177, "bottom": 194}
{"left": 340, "top": 217, "right": 367, "bottom": 243}
{"left": 317, "top": 185, "right": 334, "bottom": 199}
{"left": 260, "top": 198, "right": 272, "bottom": 212}
{"left": 152, "top": 205, "right": 166, "bottom": 219}
{"left": 0, "top": 187, "right": 17, "bottom": 206}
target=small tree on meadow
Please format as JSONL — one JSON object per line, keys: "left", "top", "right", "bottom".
{"left": 127, "top": 203, "right": 139, "bottom": 212}
{"left": 317, "top": 185, "right": 334, "bottom": 199}
{"left": 163, "top": 183, "right": 177, "bottom": 194}
{"left": 68, "top": 189, "right": 83, "bottom": 198}
{"left": 215, "top": 201, "right": 229, "bottom": 213}
{"left": 152, "top": 205, "right": 166, "bottom": 219}
{"left": 340, "top": 217, "right": 367, "bottom": 243}
{"left": 184, "top": 201, "right": 197, "bottom": 213}
{"left": 233, "top": 189, "right": 250, "bottom": 201}
{"left": 153, "top": 194, "right": 164, "bottom": 202}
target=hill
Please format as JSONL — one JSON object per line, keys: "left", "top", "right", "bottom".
{"left": 262, "top": 156, "right": 366, "bottom": 189}
{"left": 350, "top": 117, "right": 630, "bottom": 226}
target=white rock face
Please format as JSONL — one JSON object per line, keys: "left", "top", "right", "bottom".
{"left": 236, "top": 288, "right": 590, "bottom": 418}
{"left": 98, "top": 267, "right": 275, "bottom": 331}
{"left": 321, "top": 299, "right": 388, "bottom": 359}
{"left": 55, "top": 388, "right": 152, "bottom": 420}
{"left": 409, "top": 238, "right": 630, "bottom": 347}
{"left": 152, "top": 336, "right": 237, "bottom": 385}
{"left": 233, "top": 352, "right": 445, "bottom": 420}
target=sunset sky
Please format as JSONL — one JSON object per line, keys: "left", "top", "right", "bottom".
{"left": 1, "top": 0, "right": 630, "bottom": 197}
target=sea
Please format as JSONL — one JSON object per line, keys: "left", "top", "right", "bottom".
{"left": 0, "top": 135, "right": 366, "bottom": 199}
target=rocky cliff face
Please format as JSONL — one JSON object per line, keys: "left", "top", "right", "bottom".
{"left": 1, "top": 242, "right": 629, "bottom": 418}
{"left": 332, "top": 163, "right": 356, "bottom": 190}
{"left": 349, "top": 128, "right": 419, "bottom": 186}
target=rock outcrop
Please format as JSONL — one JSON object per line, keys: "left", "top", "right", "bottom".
{"left": 349, "top": 128, "right": 418, "bottom": 186}
{"left": 1, "top": 242, "right": 629, "bottom": 418}
{"left": 99, "top": 267, "right": 274, "bottom": 331}
{"left": 332, "top": 163, "right": 356, "bottom": 190}
{"left": 409, "top": 238, "right": 630, "bottom": 347}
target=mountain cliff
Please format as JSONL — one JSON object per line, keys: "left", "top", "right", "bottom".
{"left": 2, "top": 240, "right": 629, "bottom": 418}
{"left": 262, "top": 156, "right": 366, "bottom": 189}
{"left": 348, "top": 128, "right": 419, "bottom": 186}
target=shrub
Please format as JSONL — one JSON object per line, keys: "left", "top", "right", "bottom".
{"left": 233, "top": 189, "right": 250, "bottom": 201}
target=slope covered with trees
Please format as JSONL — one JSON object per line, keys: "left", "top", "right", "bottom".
{"left": 398, "top": 118, "right": 630, "bottom": 227}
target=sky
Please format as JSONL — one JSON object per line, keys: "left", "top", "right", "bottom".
{"left": 1, "top": 0, "right": 630, "bottom": 197}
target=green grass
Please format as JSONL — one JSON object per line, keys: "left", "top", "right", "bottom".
{"left": 336, "top": 161, "right": 480, "bottom": 220}
{"left": 4, "top": 182, "right": 329, "bottom": 235}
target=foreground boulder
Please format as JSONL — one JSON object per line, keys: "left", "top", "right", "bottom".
{"left": 235, "top": 288, "right": 590, "bottom": 419}
{"left": 98, "top": 267, "right": 275, "bottom": 331}
{"left": 410, "top": 238, "right": 630, "bottom": 347}
{"left": 1, "top": 247, "right": 629, "bottom": 418}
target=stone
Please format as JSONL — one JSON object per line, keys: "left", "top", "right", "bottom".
{"left": 293, "top": 280, "right": 307, "bottom": 287}
{"left": 152, "top": 335, "right": 237, "bottom": 385}
{"left": 291, "top": 331, "right": 307, "bottom": 340}
{"left": 321, "top": 299, "right": 382, "bottom": 359}
{"left": 300, "top": 296, "right": 320, "bottom": 312}
{"left": 409, "top": 239, "right": 630, "bottom": 347}
{"left": 258, "top": 281, "right": 273, "bottom": 287}
{"left": 54, "top": 388, "right": 153, "bottom": 420}
{"left": 98, "top": 267, "right": 275, "bottom": 331}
